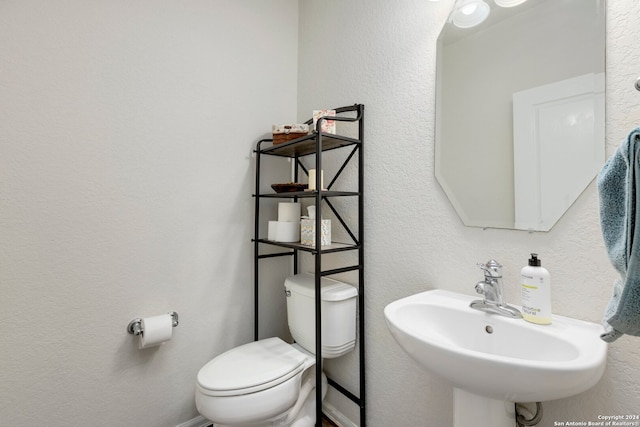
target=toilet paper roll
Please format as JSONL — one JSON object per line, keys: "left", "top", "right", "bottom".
{"left": 278, "top": 202, "right": 300, "bottom": 222}
{"left": 268, "top": 221, "right": 279, "bottom": 240}
{"left": 139, "top": 314, "right": 173, "bottom": 349}
{"left": 275, "top": 221, "right": 300, "bottom": 242}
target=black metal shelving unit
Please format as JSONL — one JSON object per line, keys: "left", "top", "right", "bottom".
{"left": 252, "top": 104, "right": 365, "bottom": 427}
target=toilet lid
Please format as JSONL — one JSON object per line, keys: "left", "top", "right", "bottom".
{"left": 197, "top": 337, "right": 309, "bottom": 397}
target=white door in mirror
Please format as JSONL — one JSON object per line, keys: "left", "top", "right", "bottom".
{"left": 513, "top": 73, "right": 605, "bottom": 231}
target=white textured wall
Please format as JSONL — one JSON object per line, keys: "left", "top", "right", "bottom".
{"left": 298, "top": 0, "right": 640, "bottom": 426}
{"left": 0, "top": 1, "right": 296, "bottom": 426}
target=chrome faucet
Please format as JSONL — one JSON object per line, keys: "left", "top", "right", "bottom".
{"left": 470, "top": 260, "right": 522, "bottom": 318}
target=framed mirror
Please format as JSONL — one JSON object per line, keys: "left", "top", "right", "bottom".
{"left": 435, "top": 0, "right": 606, "bottom": 231}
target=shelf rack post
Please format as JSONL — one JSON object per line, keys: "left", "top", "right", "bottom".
{"left": 358, "top": 105, "right": 366, "bottom": 427}
{"left": 314, "top": 122, "right": 324, "bottom": 427}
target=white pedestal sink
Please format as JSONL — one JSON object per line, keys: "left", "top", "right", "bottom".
{"left": 384, "top": 290, "right": 607, "bottom": 427}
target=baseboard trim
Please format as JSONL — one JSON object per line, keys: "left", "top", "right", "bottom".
{"left": 175, "top": 415, "right": 210, "bottom": 427}
{"left": 177, "top": 404, "right": 355, "bottom": 427}
{"left": 322, "top": 401, "right": 358, "bottom": 427}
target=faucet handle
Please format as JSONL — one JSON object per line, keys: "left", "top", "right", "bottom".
{"left": 477, "top": 259, "right": 502, "bottom": 278}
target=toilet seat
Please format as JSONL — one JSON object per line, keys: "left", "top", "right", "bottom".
{"left": 197, "top": 337, "right": 311, "bottom": 397}
{"left": 195, "top": 337, "right": 317, "bottom": 426}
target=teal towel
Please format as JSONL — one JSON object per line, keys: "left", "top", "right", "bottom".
{"left": 598, "top": 127, "right": 640, "bottom": 342}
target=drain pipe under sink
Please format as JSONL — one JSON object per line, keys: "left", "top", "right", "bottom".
{"left": 516, "top": 402, "right": 543, "bottom": 426}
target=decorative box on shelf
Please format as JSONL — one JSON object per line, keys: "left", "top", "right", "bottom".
{"left": 272, "top": 124, "right": 309, "bottom": 145}
{"left": 313, "top": 110, "right": 336, "bottom": 134}
{"left": 300, "top": 219, "right": 331, "bottom": 246}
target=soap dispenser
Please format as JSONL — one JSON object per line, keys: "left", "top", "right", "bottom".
{"left": 520, "top": 253, "right": 552, "bottom": 325}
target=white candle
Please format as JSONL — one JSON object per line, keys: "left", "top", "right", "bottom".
{"left": 308, "top": 169, "right": 324, "bottom": 191}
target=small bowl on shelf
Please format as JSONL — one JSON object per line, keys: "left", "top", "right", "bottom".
{"left": 271, "top": 183, "right": 309, "bottom": 193}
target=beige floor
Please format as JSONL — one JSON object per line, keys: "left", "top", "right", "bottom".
{"left": 322, "top": 415, "right": 338, "bottom": 427}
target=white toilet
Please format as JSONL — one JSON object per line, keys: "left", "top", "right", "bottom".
{"left": 195, "top": 273, "right": 358, "bottom": 427}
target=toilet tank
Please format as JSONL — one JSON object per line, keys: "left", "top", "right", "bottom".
{"left": 285, "top": 273, "right": 357, "bottom": 359}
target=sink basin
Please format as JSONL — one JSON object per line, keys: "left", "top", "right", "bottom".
{"left": 384, "top": 289, "right": 607, "bottom": 403}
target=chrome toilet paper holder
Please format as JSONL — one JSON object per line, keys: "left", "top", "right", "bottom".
{"left": 127, "top": 311, "right": 179, "bottom": 336}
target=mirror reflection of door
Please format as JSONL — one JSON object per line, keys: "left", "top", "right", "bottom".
{"left": 513, "top": 73, "right": 605, "bottom": 231}
{"left": 434, "top": 0, "right": 606, "bottom": 231}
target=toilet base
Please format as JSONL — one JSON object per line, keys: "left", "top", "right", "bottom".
{"left": 210, "top": 371, "right": 327, "bottom": 427}
{"left": 288, "top": 372, "right": 326, "bottom": 427}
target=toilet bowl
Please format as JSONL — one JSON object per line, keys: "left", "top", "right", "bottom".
{"left": 195, "top": 338, "right": 326, "bottom": 427}
{"left": 195, "top": 274, "right": 356, "bottom": 427}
